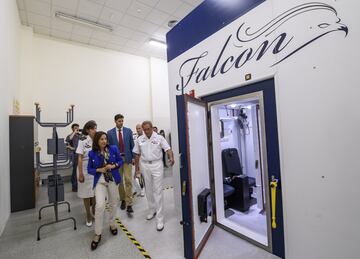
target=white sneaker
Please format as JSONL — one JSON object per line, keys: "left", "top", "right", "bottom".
{"left": 146, "top": 212, "right": 156, "bottom": 220}
{"left": 156, "top": 222, "right": 164, "bottom": 231}
{"left": 140, "top": 189, "right": 145, "bottom": 197}
{"left": 86, "top": 220, "right": 93, "bottom": 227}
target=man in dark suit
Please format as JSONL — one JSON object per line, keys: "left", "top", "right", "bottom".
{"left": 107, "top": 114, "right": 135, "bottom": 213}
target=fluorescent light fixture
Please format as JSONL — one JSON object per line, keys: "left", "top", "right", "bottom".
{"left": 55, "top": 12, "right": 113, "bottom": 32}
{"left": 230, "top": 104, "right": 237, "bottom": 108}
{"left": 149, "top": 39, "right": 167, "bottom": 48}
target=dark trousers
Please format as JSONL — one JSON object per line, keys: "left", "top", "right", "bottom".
{"left": 162, "top": 150, "right": 167, "bottom": 168}
{"left": 71, "top": 153, "right": 78, "bottom": 190}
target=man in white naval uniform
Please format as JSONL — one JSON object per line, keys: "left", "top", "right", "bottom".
{"left": 133, "top": 121, "right": 174, "bottom": 231}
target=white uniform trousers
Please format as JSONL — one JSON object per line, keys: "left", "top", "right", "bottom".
{"left": 94, "top": 176, "right": 119, "bottom": 235}
{"left": 141, "top": 160, "right": 164, "bottom": 223}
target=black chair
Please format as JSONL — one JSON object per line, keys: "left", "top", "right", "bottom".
{"left": 222, "top": 148, "right": 256, "bottom": 212}
{"left": 223, "top": 183, "right": 235, "bottom": 209}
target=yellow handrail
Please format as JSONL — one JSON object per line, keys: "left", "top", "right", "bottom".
{"left": 270, "top": 178, "right": 278, "bottom": 229}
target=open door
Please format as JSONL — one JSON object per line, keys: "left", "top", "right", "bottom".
{"left": 202, "top": 78, "right": 285, "bottom": 258}
{"left": 176, "top": 94, "right": 214, "bottom": 259}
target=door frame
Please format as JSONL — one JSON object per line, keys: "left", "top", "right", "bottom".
{"left": 207, "top": 91, "right": 273, "bottom": 252}
{"left": 176, "top": 94, "right": 215, "bottom": 259}
{"left": 201, "top": 78, "right": 285, "bottom": 259}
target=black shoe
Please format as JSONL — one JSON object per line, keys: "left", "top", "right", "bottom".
{"left": 91, "top": 235, "right": 101, "bottom": 251}
{"left": 72, "top": 187, "right": 78, "bottom": 192}
{"left": 120, "top": 201, "right": 126, "bottom": 210}
{"left": 109, "top": 226, "right": 118, "bottom": 236}
{"left": 126, "top": 206, "right": 134, "bottom": 213}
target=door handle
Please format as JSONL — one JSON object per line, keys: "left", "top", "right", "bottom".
{"left": 270, "top": 176, "right": 278, "bottom": 229}
{"left": 182, "top": 181, "right": 187, "bottom": 196}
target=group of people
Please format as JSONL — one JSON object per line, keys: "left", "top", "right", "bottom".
{"left": 65, "top": 114, "right": 174, "bottom": 250}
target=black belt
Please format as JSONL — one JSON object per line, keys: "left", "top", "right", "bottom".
{"left": 120, "top": 154, "right": 125, "bottom": 156}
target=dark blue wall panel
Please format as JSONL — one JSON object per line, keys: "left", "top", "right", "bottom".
{"left": 166, "top": 0, "right": 265, "bottom": 62}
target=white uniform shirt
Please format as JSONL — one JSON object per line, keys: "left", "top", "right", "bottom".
{"left": 133, "top": 132, "right": 170, "bottom": 161}
{"left": 76, "top": 135, "right": 93, "bottom": 163}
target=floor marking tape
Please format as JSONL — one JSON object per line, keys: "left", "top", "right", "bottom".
{"left": 105, "top": 204, "right": 151, "bottom": 259}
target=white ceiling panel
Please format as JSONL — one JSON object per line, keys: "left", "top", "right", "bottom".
{"left": 121, "top": 14, "right": 144, "bottom": 30}
{"left": 71, "top": 34, "right": 90, "bottom": 44}
{"left": 52, "top": 5, "right": 77, "bottom": 16}
{"left": 18, "top": 0, "right": 203, "bottom": 59}
{"left": 78, "top": 0, "right": 103, "bottom": 18}
{"left": 91, "top": 30, "right": 112, "bottom": 41}
{"left": 108, "top": 35, "right": 128, "bottom": 45}
{"left": 77, "top": 12, "right": 98, "bottom": 22}
{"left": 24, "top": 0, "right": 51, "bottom": 16}
{"left": 105, "top": 0, "right": 132, "bottom": 13}
{"left": 130, "top": 30, "right": 149, "bottom": 41}
{"left": 137, "top": 0, "right": 159, "bottom": 7}
{"left": 51, "top": 29, "right": 71, "bottom": 40}
{"left": 33, "top": 25, "right": 50, "bottom": 35}
{"left": 173, "top": 2, "right": 193, "bottom": 19}
{"left": 153, "top": 26, "right": 168, "bottom": 41}
{"left": 72, "top": 24, "right": 94, "bottom": 37}
{"left": 51, "top": 17, "right": 73, "bottom": 32}
{"left": 183, "top": 0, "right": 203, "bottom": 6}
{"left": 52, "top": 0, "right": 79, "bottom": 11}
{"left": 137, "top": 21, "right": 158, "bottom": 34}
{"left": 89, "top": 0, "right": 106, "bottom": 5}
{"left": 127, "top": 1, "right": 153, "bottom": 19}
{"left": 90, "top": 38, "right": 107, "bottom": 48}
{"left": 146, "top": 8, "right": 169, "bottom": 25}
{"left": 156, "top": 0, "right": 183, "bottom": 14}
{"left": 27, "top": 12, "right": 50, "bottom": 27}
{"left": 99, "top": 7, "right": 124, "bottom": 24}
{"left": 113, "top": 25, "right": 134, "bottom": 39}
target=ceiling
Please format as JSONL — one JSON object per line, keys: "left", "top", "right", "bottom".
{"left": 16, "top": 0, "right": 203, "bottom": 59}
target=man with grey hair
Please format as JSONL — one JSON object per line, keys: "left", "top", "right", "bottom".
{"left": 133, "top": 121, "right": 174, "bottom": 231}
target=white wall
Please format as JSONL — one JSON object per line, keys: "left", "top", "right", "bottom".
{"left": 167, "top": 1, "right": 360, "bottom": 258}
{"left": 150, "top": 57, "right": 171, "bottom": 135}
{"left": 0, "top": 0, "right": 21, "bottom": 234}
{"left": 19, "top": 29, "right": 154, "bottom": 161}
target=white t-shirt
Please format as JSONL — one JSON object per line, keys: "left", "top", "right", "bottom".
{"left": 133, "top": 132, "right": 170, "bottom": 161}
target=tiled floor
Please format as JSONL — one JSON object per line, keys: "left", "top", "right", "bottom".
{"left": 0, "top": 169, "right": 280, "bottom": 259}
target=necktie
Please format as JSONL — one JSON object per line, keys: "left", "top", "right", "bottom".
{"left": 118, "top": 129, "right": 125, "bottom": 153}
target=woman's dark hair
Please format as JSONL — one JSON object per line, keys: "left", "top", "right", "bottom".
{"left": 92, "top": 131, "right": 108, "bottom": 151}
{"left": 82, "top": 120, "right": 97, "bottom": 135}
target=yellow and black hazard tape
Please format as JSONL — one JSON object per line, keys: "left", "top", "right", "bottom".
{"left": 104, "top": 204, "right": 151, "bottom": 259}
{"left": 114, "top": 218, "right": 151, "bottom": 259}
{"left": 163, "top": 186, "right": 174, "bottom": 190}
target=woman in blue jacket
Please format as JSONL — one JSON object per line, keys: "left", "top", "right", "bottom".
{"left": 88, "top": 131, "right": 123, "bottom": 250}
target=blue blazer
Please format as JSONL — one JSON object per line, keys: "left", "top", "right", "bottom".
{"left": 88, "top": 145, "right": 123, "bottom": 189}
{"left": 107, "top": 127, "right": 134, "bottom": 164}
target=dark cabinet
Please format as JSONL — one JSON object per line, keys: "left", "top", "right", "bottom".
{"left": 9, "top": 116, "right": 36, "bottom": 212}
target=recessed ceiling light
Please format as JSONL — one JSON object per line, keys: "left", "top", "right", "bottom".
{"left": 149, "top": 39, "right": 167, "bottom": 48}
{"left": 137, "top": 9, "right": 141, "bottom": 13}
